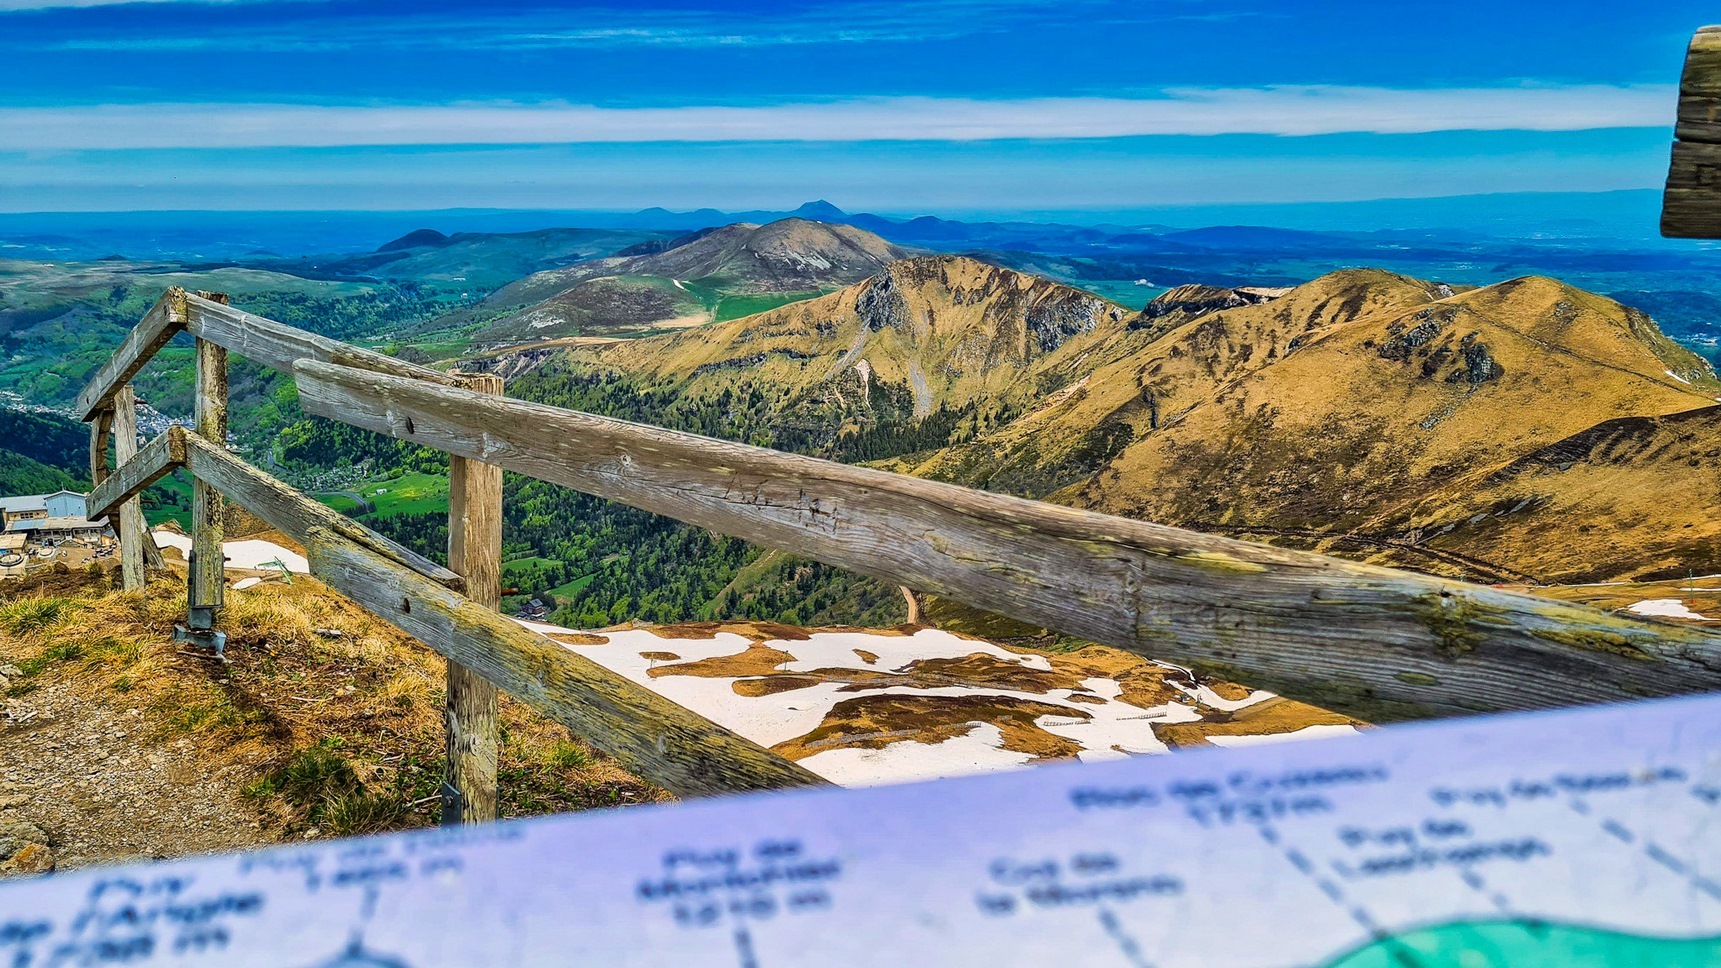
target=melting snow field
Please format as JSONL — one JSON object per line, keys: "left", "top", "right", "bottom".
{"left": 1626, "top": 598, "right": 1713, "bottom": 621}
{"left": 511, "top": 619, "right": 1360, "bottom": 786}
{"left": 153, "top": 531, "right": 309, "bottom": 573}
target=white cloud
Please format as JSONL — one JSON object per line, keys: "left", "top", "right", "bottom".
{"left": 0, "top": 86, "right": 1674, "bottom": 150}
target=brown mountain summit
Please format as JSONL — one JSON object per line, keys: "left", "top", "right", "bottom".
{"left": 468, "top": 218, "right": 913, "bottom": 346}
{"left": 513, "top": 259, "right": 1720, "bottom": 585}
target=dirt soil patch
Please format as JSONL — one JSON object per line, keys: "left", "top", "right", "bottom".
{"left": 0, "top": 566, "right": 663, "bottom": 878}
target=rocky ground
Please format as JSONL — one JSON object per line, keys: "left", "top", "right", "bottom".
{"left": 0, "top": 565, "right": 658, "bottom": 881}
{"left": 0, "top": 663, "right": 269, "bottom": 876}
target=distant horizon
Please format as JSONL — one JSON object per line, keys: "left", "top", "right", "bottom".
{"left": 1, "top": 1, "right": 1709, "bottom": 214}
{"left": 0, "top": 187, "right": 1667, "bottom": 218}
{"left": 0, "top": 188, "right": 1682, "bottom": 238}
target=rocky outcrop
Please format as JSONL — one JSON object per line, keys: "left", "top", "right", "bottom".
{"left": 0, "top": 817, "right": 53, "bottom": 876}
{"left": 1455, "top": 334, "right": 1502, "bottom": 384}
{"left": 1133, "top": 284, "right": 1283, "bottom": 329}
{"left": 1023, "top": 288, "right": 1116, "bottom": 353}
{"left": 1376, "top": 307, "right": 1456, "bottom": 361}
{"left": 854, "top": 270, "right": 912, "bottom": 332}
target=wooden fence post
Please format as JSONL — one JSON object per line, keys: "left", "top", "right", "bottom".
{"left": 444, "top": 372, "right": 503, "bottom": 825}
{"left": 88, "top": 407, "right": 121, "bottom": 584}
{"left": 108, "top": 387, "right": 150, "bottom": 591}
{"left": 187, "top": 293, "right": 229, "bottom": 646}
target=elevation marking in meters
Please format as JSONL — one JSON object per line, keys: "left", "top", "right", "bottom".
{"left": 635, "top": 837, "right": 842, "bottom": 968}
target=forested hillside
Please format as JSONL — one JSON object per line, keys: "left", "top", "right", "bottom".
{"left": 0, "top": 410, "right": 87, "bottom": 495}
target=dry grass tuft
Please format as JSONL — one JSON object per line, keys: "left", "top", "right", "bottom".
{"left": 0, "top": 568, "right": 667, "bottom": 844}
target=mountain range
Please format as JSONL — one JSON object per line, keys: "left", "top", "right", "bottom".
{"left": 513, "top": 257, "right": 1721, "bottom": 586}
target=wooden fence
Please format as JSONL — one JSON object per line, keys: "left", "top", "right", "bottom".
{"left": 78, "top": 280, "right": 1721, "bottom": 820}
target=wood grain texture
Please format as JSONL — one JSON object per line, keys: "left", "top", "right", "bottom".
{"left": 192, "top": 335, "right": 228, "bottom": 611}
{"left": 179, "top": 433, "right": 462, "bottom": 590}
{"left": 1665, "top": 28, "right": 1721, "bottom": 237}
{"left": 89, "top": 426, "right": 186, "bottom": 521}
{"left": 445, "top": 372, "right": 504, "bottom": 825}
{"left": 306, "top": 528, "right": 828, "bottom": 797}
{"left": 89, "top": 410, "right": 113, "bottom": 487}
{"left": 76, "top": 289, "right": 187, "bottom": 421}
{"left": 1663, "top": 140, "right": 1721, "bottom": 238}
{"left": 1675, "top": 26, "right": 1721, "bottom": 144}
{"left": 110, "top": 386, "right": 149, "bottom": 591}
{"left": 183, "top": 291, "right": 458, "bottom": 386}
{"left": 294, "top": 360, "right": 1721, "bottom": 722}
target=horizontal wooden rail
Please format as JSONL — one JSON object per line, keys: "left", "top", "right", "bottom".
{"left": 182, "top": 291, "right": 461, "bottom": 387}
{"left": 76, "top": 289, "right": 188, "bottom": 421}
{"left": 88, "top": 425, "right": 186, "bottom": 520}
{"left": 179, "top": 432, "right": 463, "bottom": 591}
{"left": 76, "top": 287, "right": 464, "bottom": 422}
{"left": 178, "top": 431, "right": 826, "bottom": 796}
{"left": 1664, "top": 26, "right": 1721, "bottom": 237}
{"left": 296, "top": 359, "right": 1721, "bottom": 722}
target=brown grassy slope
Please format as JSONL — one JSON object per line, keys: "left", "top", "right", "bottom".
{"left": 534, "top": 264, "right": 1719, "bottom": 584}
{"left": 0, "top": 567, "right": 660, "bottom": 870}
{"left": 904, "top": 269, "right": 1448, "bottom": 495}
{"left": 555, "top": 255, "right": 1131, "bottom": 445}
{"left": 1363, "top": 405, "right": 1721, "bottom": 583}
{"left": 1052, "top": 276, "right": 1719, "bottom": 581}
{"left": 475, "top": 275, "right": 708, "bottom": 346}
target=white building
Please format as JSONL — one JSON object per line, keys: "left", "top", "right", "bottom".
{"left": 7, "top": 515, "right": 111, "bottom": 544}
{"left": 0, "top": 491, "right": 110, "bottom": 550}
{"left": 0, "top": 490, "right": 89, "bottom": 530}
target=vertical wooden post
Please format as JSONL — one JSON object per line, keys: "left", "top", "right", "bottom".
{"left": 444, "top": 372, "right": 503, "bottom": 825}
{"left": 89, "top": 407, "right": 121, "bottom": 584}
{"left": 109, "top": 389, "right": 151, "bottom": 591}
{"left": 190, "top": 293, "right": 230, "bottom": 632}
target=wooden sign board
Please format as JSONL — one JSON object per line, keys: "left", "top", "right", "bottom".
{"left": 2, "top": 693, "right": 1719, "bottom": 966}
{"left": 1665, "top": 26, "right": 1721, "bottom": 238}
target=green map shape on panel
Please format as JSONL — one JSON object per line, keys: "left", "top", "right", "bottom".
{"left": 1323, "top": 920, "right": 1721, "bottom": 968}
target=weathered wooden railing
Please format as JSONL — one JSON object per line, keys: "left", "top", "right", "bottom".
{"left": 1664, "top": 25, "right": 1721, "bottom": 237}
{"left": 78, "top": 285, "right": 1721, "bottom": 821}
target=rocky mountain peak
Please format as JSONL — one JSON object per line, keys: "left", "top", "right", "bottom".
{"left": 850, "top": 256, "right": 1124, "bottom": 354}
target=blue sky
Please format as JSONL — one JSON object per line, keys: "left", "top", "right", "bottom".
{"left": 0, "top": 0, "right": 1707, "bottom": 213}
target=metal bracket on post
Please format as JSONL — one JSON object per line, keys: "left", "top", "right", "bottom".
{"left": 174, "top": 549, "right": 229, "bottom": 662}
{"left": 440, "top": 782, "right": 464, "bottom": 826}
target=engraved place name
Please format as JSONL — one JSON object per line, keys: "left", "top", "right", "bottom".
{"left": 1071, "top": 764, "right": 1390, "bottom": 827}
{"left": 1, "top": 875, "right": 265, "bottom": 968}
{"left": 635, "top": 839, "right": 841, "bottom": 929}
{"left": 1428, "top": 766, "right": 1687, "bottom": 809}
{"left": 1175, "top": 765, "right": 1390, "bottom": 828}
{"left": 973, "top": 852, "right": 1183, "bottom": 918}
{"left": 634, "top": 839, "right": 842, "bottom": 968}
{"left": 1328, "top": 818, "right": 1551, "bottom": 879}
{"left": 236, "top": 831, "right": 482, "bottom": 894}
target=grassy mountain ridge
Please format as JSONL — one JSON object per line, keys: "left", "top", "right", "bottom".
{"left": 500, "top": 259, "right": 1720, "bottom": 588}
{"left": 464, "top": 219, "right": 913, "bottom": 347}
{"left": 533, "top": 255, "right": 1129, "bottom": 451}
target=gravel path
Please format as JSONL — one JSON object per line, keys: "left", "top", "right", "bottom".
{"left": 0, "top": 675, "right": 272, "bottom": 875}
